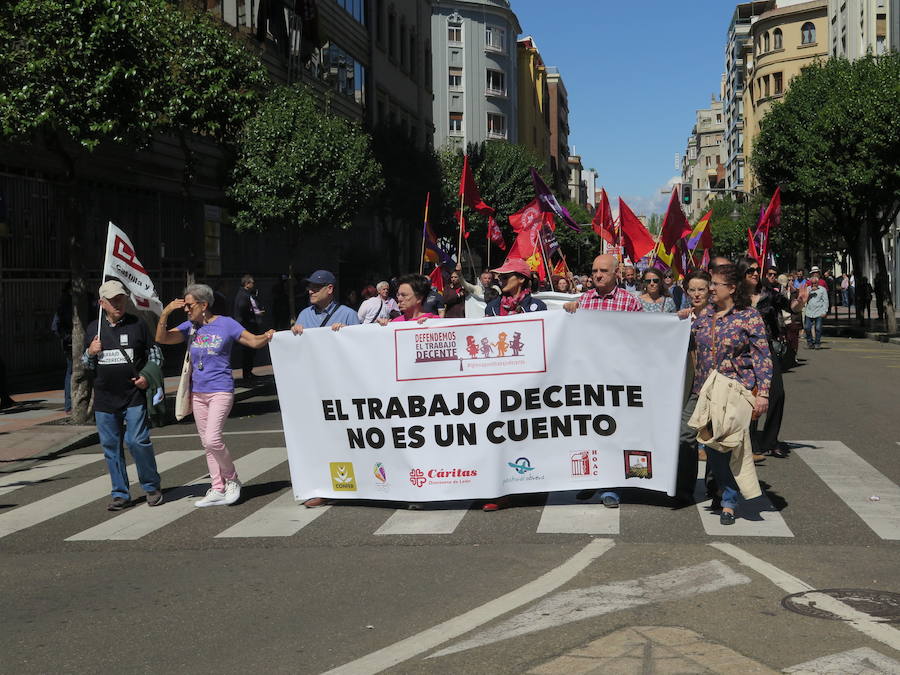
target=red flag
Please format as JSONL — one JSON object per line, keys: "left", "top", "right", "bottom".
{"left": 618, "top": 198, "right": 656, "bottom": 263}
{"left": 660, "top": 188, "right": 693, "bottom": 253}
{"left": 755, "top": 186, "right": 781, "bottom": 265}
{"left": 552, "top": 258, "right": 568, "bottom": 278}
{"left": 459, "top": 155, "right": 495, "bottom": 216}
{"left": 487, "top": 215, "right": 506, "bottom": 250}
{"left": 747, "top": 228, "right": 761, "bottom": 264}
{"left": 591, "top": 188, "right": 615, "bottom": 245}
{"left": 428, "top": 266, "right": 445, "bottom": 293}
{"left": 507, "top": 199, "right": 543, "bottom": 260}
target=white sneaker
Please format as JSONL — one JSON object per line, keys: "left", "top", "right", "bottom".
{"left": 223, "top": 478, "right": 242, "bottom": 506}
{"left": 195, "top": 488, "right": 227, "bottom": 507}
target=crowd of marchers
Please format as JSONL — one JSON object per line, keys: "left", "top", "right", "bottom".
{"left": 82, "top": 252, "right": 836, "bottom": 526}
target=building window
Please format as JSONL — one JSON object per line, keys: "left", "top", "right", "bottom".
{"left": 335, "top": 0, "right": 365, "bottom": 25}
{"left": 409, "top": 32, "right": 417, "bottom": 78}
{"left": 773, "top": 28, "right": 783, "bottom": 50}
{"left": 311, "top": 43, "right": 367, "bottom": 108}
{"left": 448, "top": 67, "right": 462, "bottom": 88}
{"left": 801, "top": 21, "right": 816, "bottom": 44}
{"left": 763, "top": 31, "right": 770, "bottom": 52}
{"left": 773, "top": 72, "right": 783, "bottom": 95}
{"left": 487, "top": 112, "right": 506, "bottom": 139}
{"left": 485, "top": 25, "right": 505, "bottom": 52}
{"left": 486, "top": 68, "right": 506, "bottom": 95}
{"left": 763, "top": 75, "right": 770, "bottom": 97}
{"left": 375, "top": 0, "right": 384, "bottom": 44}
{"left": 387, "top": 12, "right": 397, "bottom": 59}
{"left": 424, "top": 39, "right": 432, "bottom": 90}
{"left": 448, "top": 25, "right": 462, "bottom": 43}
{"left": 449, "top": 112, "right": 463, "bottom": 135}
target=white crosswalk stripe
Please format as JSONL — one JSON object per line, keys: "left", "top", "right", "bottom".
{"left": 67, "top": 447, "right": 287, "bottom": 541}
{"left": 536, "top": 491, "right": 620, "bottom": 534}
{"left": 0, "top": 451, "right": 202, "bottom": 539}
{"left": 693, "top": 460, "right": 794, "bottom": 537}
{"left": 216, "top": 491, "right": 330, "bottom": 538}
{"left": 794, "top": 440, "right": 900, "bottom": 540}
{"left": 3, "top": 440, "right": 898, "bottom": 542}
{"left": 374, "top": 502, "right": 473, "bottom": 535}
{"left": 0, "top": 454, "right": 103, "bottom": 497}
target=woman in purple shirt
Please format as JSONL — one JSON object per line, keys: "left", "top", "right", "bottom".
{"left": 156, "top": 284, "right": 274, "bottom": 507}
{"left": 691, "top": 264, "right": 772, "bottom": 525}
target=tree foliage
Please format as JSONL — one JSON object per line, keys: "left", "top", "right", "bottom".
{"left": 750, "top": 54, "right": 900, "bottom": 327}
{"left": 555, "top": 201, "right": 600, "bottom": 272}
{"left": 229, "top": 85, "right": 383, "bottom": 233}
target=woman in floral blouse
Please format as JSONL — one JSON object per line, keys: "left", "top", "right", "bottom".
{"left": 638, "top": 269, "right": 677, "bottom": 313}
{"left": 691, "top": 264, "right": 772, "bottom": 525}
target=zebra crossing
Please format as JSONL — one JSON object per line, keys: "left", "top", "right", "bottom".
{"left": 1, "top": 441, "right": 897, "bottom": 543}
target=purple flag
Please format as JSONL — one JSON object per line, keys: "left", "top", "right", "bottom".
{"left": 530, "top": 168, "right": 581, "bottom": 232}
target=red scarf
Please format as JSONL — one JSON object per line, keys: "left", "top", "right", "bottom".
{"left": 499, "top": 289, "right": 531, "bottom": 316}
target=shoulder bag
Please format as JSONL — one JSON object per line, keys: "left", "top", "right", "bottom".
{"left": 175, "top": 327, "right": 195, "bottom": 421}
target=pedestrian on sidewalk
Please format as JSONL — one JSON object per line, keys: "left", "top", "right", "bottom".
{"left": 157, "top": 284, "right": 275, "bottom": 508}
{"left": 84, "top": 280, "right": 163, "bottom": 511}
{"left": 803, "top": 270, "right": 829, "bottom": 349}
{"left": 51, "top": 282, "right": 73, "bottom": 413}
{"left": 233, "top": 274, "right": 266, "bottom": 383}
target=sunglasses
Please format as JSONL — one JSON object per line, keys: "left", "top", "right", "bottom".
{"left": 183, "top": 302, "right": 197, "bottom": 311}
{"left": 745, "top": 267, "right": 760, "bottom": 276}
{"left": 645, "top": 278, "right": 661, "bottom": 285}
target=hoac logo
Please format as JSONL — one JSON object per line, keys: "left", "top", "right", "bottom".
{"left": 570, "top": 450, "right": 599, "bottom": 478}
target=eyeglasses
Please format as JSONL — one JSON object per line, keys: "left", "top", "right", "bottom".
{"left": 183, "top": 302, "right": 196, "bottom": 311}
{"left": 745, "top": 268, "right": 760, "bottom": 276}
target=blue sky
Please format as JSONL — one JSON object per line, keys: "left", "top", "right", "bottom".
{"left": 512, "top": 0, "right": 737, "bottom": 216}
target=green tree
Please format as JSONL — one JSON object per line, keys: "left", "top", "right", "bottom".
{"left": 555, "top": 201, "right": 600, "bottom": 272}
{"left": 751, "top": 54, "right": 900, "bottom": 330}
{"left": 437, "top": 141, "right": 548, "bottom": 265}
{"left": 0, "top": 0, "right": 271, "bottom": 422}
{"left": 228, "top": 85, "right": 384, "bottom": 314}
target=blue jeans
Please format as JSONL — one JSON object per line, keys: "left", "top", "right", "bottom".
{"left": 706, "top": 448, "right": 740, "bottom": 510}
{"left": 96, "top": 405, "right": 160, "bottom": 499}
{"left": 64, "top": 357, "right": 72, "bottom": 412}
{"left": 804, "top": 315, "right": 823, "bottom": 346}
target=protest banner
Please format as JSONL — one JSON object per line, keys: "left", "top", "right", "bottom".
{"left": 270, "top": 311, "right": 689, "bottom": 502}
{"left": 464, "top": 291, "right": 575, "bottom": 318}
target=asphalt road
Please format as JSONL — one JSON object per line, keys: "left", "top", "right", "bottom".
{"left": 1, "top": 337, "right": 899, "bottom": 674}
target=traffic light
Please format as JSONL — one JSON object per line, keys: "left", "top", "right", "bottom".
{"left": 682, "top": 184, "right": 692, "bottom": 204}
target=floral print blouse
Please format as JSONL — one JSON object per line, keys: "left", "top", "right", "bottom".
{"left": 691, "top": 305, "right": 773, "bottom": 397}
{"left": 640, "top": 295, "right": 676, "bottom": 313}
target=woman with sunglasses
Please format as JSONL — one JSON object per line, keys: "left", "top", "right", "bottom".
{"left": 737, "top": 257, "right": 805, "bottom": 459}
{"left": 484, "top": 259, "right": 547, "bottom": 316}
{"left": 157, "top": 284, "right": 275, "bottom": 507}
{"left": 689, "top": 264, "right": 772, "bottom": 524}
{"left": 638, "top": 270, "right": 676, "bottom": 313}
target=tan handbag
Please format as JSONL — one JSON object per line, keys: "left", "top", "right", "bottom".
{"left": 174, "top": 328, "right": 194, "bottom": 421}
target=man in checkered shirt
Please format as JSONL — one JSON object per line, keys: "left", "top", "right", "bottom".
{"left": 563, "top": 253, "right": 642, "bottom": 507}
{"left": 564, "top": 254, "right": 644, "bottom": 314}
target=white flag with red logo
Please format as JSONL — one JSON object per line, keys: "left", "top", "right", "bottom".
{"left": 103, "top": 222, "right": 163, "bottom": 315}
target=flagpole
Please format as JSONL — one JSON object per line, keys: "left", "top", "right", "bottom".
{"left": 419, "top": 192, "right": 430, "bottom": 276}
{"left": 538, "top": 228, "right": 554, "bottom": 286}
{"left": 457, "top": 187, "right": 465, "bottom": 266}
{"left": 97, "top": 222, "right": 114, "bottom": 339}
{"left": 486, "top": 224, "right": 491, "bottom": 271}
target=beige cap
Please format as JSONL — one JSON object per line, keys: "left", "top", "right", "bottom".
{"left": 98, "top": 279, "right": 127, "bottom": 299}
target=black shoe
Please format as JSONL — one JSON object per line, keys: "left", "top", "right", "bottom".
{"left": 720, "top": 511, "right": 736, "bottom": 526}
{"left": 768, "top": 447, "right": 789, "bottom": 459}
{"left": 575, "top": 489, "right": 596, "bottom": 501}
{"left": 0, "top": 397, "right": 17, "bottom": 410}
{"left": 107, "top": 496, "right": 130, "bottom": 511}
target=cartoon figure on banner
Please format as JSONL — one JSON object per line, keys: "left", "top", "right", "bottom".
{"left": 510, "top": 331, "right": 524, "bottom": 356}
{"left": 479, "top": 337, "right": 494, "bottom": 357}
{"left": 465, "top": 335, "right": 479, "bottom": 358}
{"left": 494, "top": 331, "right": 509, "bottom": 357}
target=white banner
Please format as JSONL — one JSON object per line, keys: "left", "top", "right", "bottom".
{"left": 103, "top": 222, "right": 163, "bottom": 315}
{"left": 464, "top": 291, "right": 578, "bottom": 318}
{"left": 270, "top": 311, "right": 689, "bottom": 502}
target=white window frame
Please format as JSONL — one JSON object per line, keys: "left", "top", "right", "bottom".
{"left": 448, "top": 25, "right": 462, "bottom": 43}
{"left": 448, "top": 66, "right": 463, "bottom": 90}
{"left": 486, "top": 68, "right": 506, "bottom": 96}
{"left": 487, "top": 112, "right": 507, "bottom": 139}
{"left": 485, "top": 25, "right": 505, "bottom": 52}
{"left": 449, "top": 112, "right": 463, "bottom": 135}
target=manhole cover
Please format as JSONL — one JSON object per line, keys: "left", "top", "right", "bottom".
{"left": 782, "top": 589, "right": 900, "bottom": 623}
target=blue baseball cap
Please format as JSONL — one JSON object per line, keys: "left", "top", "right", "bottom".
{"left": 303, "top": 270, "right": 336, "bottom": 286}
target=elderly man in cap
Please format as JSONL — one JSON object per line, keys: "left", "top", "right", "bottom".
{"left": 83, "top": 280, "right": 163, "bottom": 511}
{"left": 484, "top": 259, "right": 547, "bottom": 316}
{"left": 290, "top": 270, "right": 360, "bottom": 508}
{"left": 291, "top": 270, "right": 360, "bottom": 335}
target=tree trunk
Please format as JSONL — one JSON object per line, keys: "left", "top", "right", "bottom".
{"left": 870, "top": 226, "right": 897, "bottom": 334}
{"left": 178, "top": 133, "right": 197, "bottom": 287}
{"left": 849, "top": 232, "right": 868, "bottom": 327}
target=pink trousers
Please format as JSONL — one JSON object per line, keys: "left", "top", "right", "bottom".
{"left": 192, "top": 391, "right": 237, "bottom": 492}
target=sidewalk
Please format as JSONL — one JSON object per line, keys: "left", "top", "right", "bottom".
{"left": 0, "top": 365, "right": 275, "bottom": 464}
